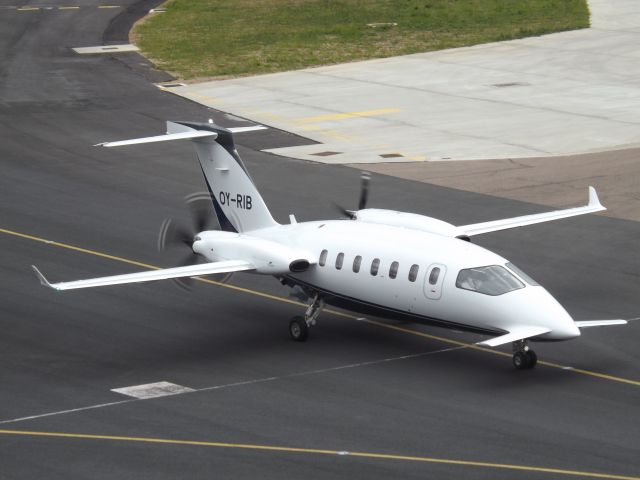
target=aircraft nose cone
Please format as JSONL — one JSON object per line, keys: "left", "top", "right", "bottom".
{"left": 524, "top": 288, "right": 580, "bottom": 341}
{"left": 544, "top": 298, "right": 581, "bottom": 340}
{"left": 555, "top": 318, "right": 581, "bottom": 340}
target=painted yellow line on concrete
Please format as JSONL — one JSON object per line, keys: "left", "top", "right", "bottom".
{"left": 295, "top": 108, "right": 401, "bottom": 124}
{"left": 0, "top": 228, "right": 158, "bottom": 271}
{"left": 0, "top": 228, "right": 302, "bottom": 306}
{"left": 0, "top": 429, "right": 636, "bottom": 480}
{"left": 17, "top": 6, "right": 40, "bottom": 10}
{"left": 2, "top": 227, "right": 638, "bottom": 387}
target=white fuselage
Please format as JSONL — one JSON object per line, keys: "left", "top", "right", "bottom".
{"left": 194, "top": 219, "right": 581, "bottom": 342}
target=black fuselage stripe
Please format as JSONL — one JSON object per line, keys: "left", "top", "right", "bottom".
{"left": 285, "top": 275, "right": 501, "bottom": 336}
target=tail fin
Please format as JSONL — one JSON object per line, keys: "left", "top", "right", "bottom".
{"left": 100, "top": 121, "right": 278, "bottom": 233}
{"left": 169, "top": 121, "right": 277, "bottom": 233}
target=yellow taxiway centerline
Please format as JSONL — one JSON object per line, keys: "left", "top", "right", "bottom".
{"left": 295, "top": 108, "right": 402, "bottom": 124}
{"left": 1, "top": 226, "right": 638, "bottom": 387}
{"left": 0, "top": 429, "right": 637, "bottom": 480}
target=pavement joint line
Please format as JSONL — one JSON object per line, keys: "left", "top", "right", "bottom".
{"left": 1, "top": 226, "right": 638, "bottom": 388}
{"left": 0, "top": 429, "right": 637, "bottom": 480}
{"left": 0, "top": 347, "right": 462, "bottom": 425}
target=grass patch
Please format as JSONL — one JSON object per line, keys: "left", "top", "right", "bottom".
{"left": 133, "top": 0, "right": 589, "bottom": 80}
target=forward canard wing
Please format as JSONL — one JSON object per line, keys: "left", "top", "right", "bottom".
{"left": 458, "top": 187, "right": 605, "bottom": 237}
{"left": 32, "top": 260, "right": 254, "bottom": 291}
{"left": 574, "top": 320, "right": 627, "bottom": 328}
{"left": 476, "top": 326, "right": 551, "bottom": 347}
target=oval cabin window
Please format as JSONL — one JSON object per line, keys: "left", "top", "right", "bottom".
{"left": 319, "top": 249, "right": 328, "bottom": 267}
{"left": 429, "top": 267, "right": 441, "bottom": 285}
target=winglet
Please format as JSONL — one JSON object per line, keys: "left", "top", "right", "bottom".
{"left": 32, "top": 265, "right": 57, "bottom": 290}
{"left": 588, "top": 186, "right": 604, "bottom": 210}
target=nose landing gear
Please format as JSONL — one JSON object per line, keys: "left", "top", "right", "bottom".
{"left": 289, "top": 293, "right": 325, "bottom": 342}
{"left": 512, "top": 339, "right": 538, "bottom": 370}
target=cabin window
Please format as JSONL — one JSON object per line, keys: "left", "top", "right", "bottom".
{"left": 319, "top": 249, "right": 328, "bottom": 267}
{"left": 335, "top": 252, "right": 344, "bottom": 270}
{"left": 408, "top": 264, "right": 419, "bottom": 282}
{"left": 353, "top": 255, "right": 362, "bottom": 273}
{"left": 456, "top": 265, "right": 524, "bottom": 296}
{"left": 506, "top": 262, "right": 539, "bottom": 286}
{"left": 429, "top": 267, "right": 441, "bottom": 285}
{"left": 370, "top": 258, "right": 380, "bottom": 276}
{"left": 389, "top": 261, "right": 399, "bottom": 279}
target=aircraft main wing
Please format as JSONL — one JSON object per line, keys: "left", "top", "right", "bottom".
{"left": 476, "top": 326, "right": 551, "bottom": 347}
{"left": 32, "top": 260, "right": 254, "bottom": 291}
{"left": 458, "top": 187, "right": 605, "bottom": 237}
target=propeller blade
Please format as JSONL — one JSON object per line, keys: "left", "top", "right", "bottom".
{"left": 158, "top": 218, "right": 193, "bottom": 251}
{"left": 185, "top": 192, "right": 216, "bottom": 233}
{"left": 358, "top": 172, "right": 371, "bottom": 210}
{"left": 332, "top": 202, "right": 356, "bottom": 220}
{"left": 209, "top": 271, "right": 235, "bottom": 285}
{"left": 170, "top": 251, "right": 200, "bottom": 291}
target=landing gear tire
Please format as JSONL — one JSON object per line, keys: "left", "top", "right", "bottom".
{"left": 289, "top": 316, "right": 308, "bottom": 342}
{"left": 526, "top": 350, "right": 538, "bottom": 369}
{"left": 513, "top": 350, "right": 537, "bottom": 370}
{"left": 513, "top": 351, "right": 529, "bottom": 370}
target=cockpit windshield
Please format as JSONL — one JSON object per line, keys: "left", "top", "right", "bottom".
{"left": 505, "top": 262, "right": 539, "bottom": 286}
{"left": 456, "top": 265, "right": 524, "bottom": 296}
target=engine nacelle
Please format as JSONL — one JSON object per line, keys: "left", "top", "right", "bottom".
{"left": 193, "top": 231, "right": 315, "bottom": 274}
{"left": 353, "top": 208, "right": 459, "bottom": 237}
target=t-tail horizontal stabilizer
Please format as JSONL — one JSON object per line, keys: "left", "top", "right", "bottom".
{"left": 95, "top": 130, "right": 218, "bottom": 147}
{"left": 94, "top": 122, "right": 266, "bottom": 148}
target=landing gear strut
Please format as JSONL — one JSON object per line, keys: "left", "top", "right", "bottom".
{"left": 512, "top": 339, "right": 537, "bottom": 370}
{"left": 289, "top": 293, "right": 325, "bottom": 342}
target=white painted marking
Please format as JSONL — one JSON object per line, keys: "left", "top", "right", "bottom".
{"left": 73, "top": 44, "right": 139, "bottom": 55}
{"left": 563, "top": 366, "right": 575, "bottom": 370}
{"left": 0, "top": 400, "right": 133, "bottom": 425}
{"left": 337, "top": 451, "right": 350, "bottom": 455}
{"left": 111, "top": 381, "right": 195, "bottom": 399}
{"left": 0, "top": 346, "right": 464, "bottom": 425}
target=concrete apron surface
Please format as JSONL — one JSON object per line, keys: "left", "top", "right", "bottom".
{"left": 162, "top": 0, "right": 640, "bottom": 220}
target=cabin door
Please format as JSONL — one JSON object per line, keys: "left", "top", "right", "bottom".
{"left": 424, "top": 264, "right": 446, "bottom": 300}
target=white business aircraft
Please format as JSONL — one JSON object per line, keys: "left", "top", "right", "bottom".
{"left": 33, "top": 121, "right": 627, "bottom": 370}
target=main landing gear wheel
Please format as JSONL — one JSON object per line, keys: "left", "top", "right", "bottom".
{"left": 288, "top": 293, "right": 325, "bottom": 342}
{"left": 289, "top": 316, "right": 308, "bottom": 342}
{"left": 512, "top": 339, "right": 537, "bottom": 370}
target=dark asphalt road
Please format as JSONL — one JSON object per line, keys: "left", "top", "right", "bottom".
{"left": 0, "top": 1, "right": 638, "bottom": 479}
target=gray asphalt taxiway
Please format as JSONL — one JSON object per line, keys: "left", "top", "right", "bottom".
{"left": 0, "top": 2, "right": 638, "bottom": 479}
